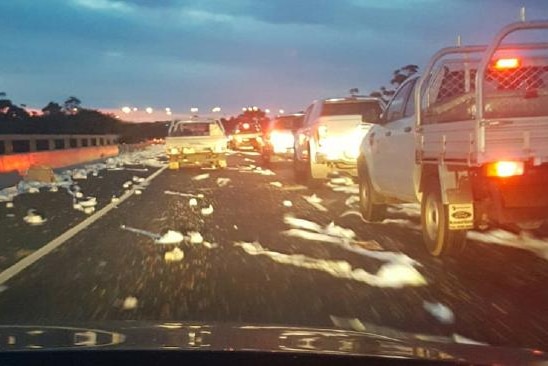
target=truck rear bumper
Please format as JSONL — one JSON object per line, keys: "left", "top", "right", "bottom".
{"left": 473, "top": 164, "right": 548, "bottom": 224}
{"left": 169, "top": 152, "right": 226, "bottom": 168}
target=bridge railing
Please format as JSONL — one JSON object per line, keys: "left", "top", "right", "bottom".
{"left": 0, "top": 134, "right": 119, "bottom": 155}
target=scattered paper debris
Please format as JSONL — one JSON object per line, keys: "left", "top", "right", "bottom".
{"left": 283, "top": 200, "right": 293, "bottom": 207}
{"left": 331, "top": 185, "right": 359, "bottom": 194}
{"left": 235, "top": 242, "right": 426, "bottom": 288}
{"left": 387, "top": 204, "right": 421, "bottom": 218}
{"left": 111, "top": 196, "right": 120, "bottom": 203}
{"left": 75, "top": 191, "right": 83, "bottom": 198}
{"left": 164, "top": 190, "right": 204, "bottom": 198}
{"left": 23, "top": 209, "right": 47, "bottom": 225}
{"left": 49, "top": 186, "right": 59, "bottom": 193}
{"left": 187, "top": 231, "right": 204, "bottom": 244}
{"left": 330, "top": 177, "right": 354, "bottom": 186}
{"left": 5, "top": 202, "right": 13, "bottom": 209}
{"left": 164, "top": 248, "right": 185, "bottom": 262}
{"left": 302, "top": 194, "right": 328, "bottom": 212}
{"left": 269, "top": 181, "right": 283, "bottom": 188}
{"left": 135, "top": 189, "right": 143, "bottom": 195}
{"left": 216, "top": 177, "right": 231, "bottom": 187}
{"left": 233, "top": 225, "right": 238, "bottom": 230}
{"left": 201, "top": 205, "right": 214, "bottom": 216}
{"left": 120, "top": 225, "right": 161, "bottom": 241}
{"left": 122, "top": 181, "right": 132, "bottom": 189}
{"left": 132, "top": 176, "right": 141, "bottom": 182}
{"left": 345, "top": 195, "right": 360, "bottom": 207}
{"left": 156, "top": 230, "right": 185, "bottom": 244}
{"left": 189, "top": 198, "right": 198, "bottom": 206}
{"left": 27, "top": 187, "right": 40, "bottom": 194}
{"left": 80, "top": 197, "right": 97, "bottom": 208}
{"left": 72, "top": 169, "right": 88, "bottom": 180}
{"left": 244, "top": 158, "right": 255, "bottom": 162}
{"left": 203, "top": 242, "right": 219, "bottom": 249}
{"left": 83, "top": 206, "right": 95, "bottom": 215}
{"left": 122, "top": 296, "right": 138, "bottom": 310}
{"left": 467, "top": 229, "right": 548, "bottom": 261}
{"left": 192, "top": 173, "right": 210, "bottom": 181}
{"left": 423, "top": 302, "right": 455, "bottom": 324}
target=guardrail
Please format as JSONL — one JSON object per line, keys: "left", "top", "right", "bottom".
{"left": 0, "top": 134, "right": 119, "bottom": 155}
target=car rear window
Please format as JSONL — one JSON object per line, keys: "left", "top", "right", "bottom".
{"left": 321, "top": 101, "right": 382, "bottom": 122}
{"left": 170, "top": 123, "right": 211, "bottom": 137}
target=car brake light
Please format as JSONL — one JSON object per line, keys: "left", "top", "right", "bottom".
{"left": 493, "top": 58, "right": 520, "bottom": 70}
{"left": 486, "top": 161, "right": 524, "bottom": 177}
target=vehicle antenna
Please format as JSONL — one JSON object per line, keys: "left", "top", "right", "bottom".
{"left": 520, "top": 6, "right": 526, "bottom": 22}
{"left": 456, "top": 35, "right": 462, "bottom": 47}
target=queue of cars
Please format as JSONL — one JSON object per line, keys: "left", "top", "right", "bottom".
{"left": 166, "top": 20, "right": 548, "bottom": 258}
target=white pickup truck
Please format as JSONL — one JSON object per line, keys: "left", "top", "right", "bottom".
{"left": 358, "top": 21, "right": 548, "bottom": 256}
{"left": 166, "top": 118, "right": 228, "bottom": 169}
{"left": 294, "top": 97, "right": 384, "bottom": 185}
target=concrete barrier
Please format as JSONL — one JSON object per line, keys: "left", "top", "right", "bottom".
{"left": 0, "top": 145, "right": 119, "bottom": 174}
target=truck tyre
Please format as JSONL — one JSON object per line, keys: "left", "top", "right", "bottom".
{"left": 421, "top": 181, "right": 467, "bottom": 257}
{"left": 358, "top": 169, "right": 386, "bottom": 222}
{"left": 307, "top": 146, "right": 327, "bottom": 188}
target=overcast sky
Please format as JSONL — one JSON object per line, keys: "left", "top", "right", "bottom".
{"left": 1, "top": 0, "right": 547, "bottom": 116}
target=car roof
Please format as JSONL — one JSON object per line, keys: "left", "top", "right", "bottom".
{"left": 322, "top": 96, "right": 382, "bottom": 103}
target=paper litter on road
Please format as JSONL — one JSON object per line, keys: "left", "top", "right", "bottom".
{"left": 156, "top": 230, "right": 185, "bottom": 244}
{"left": 27, "top": 187, "right": 40, "bottom": 194}
{"left": 330, "top": 177, "right": 354, "bottom": 186}
{"left": 187, "top": 231, "right": 204, "bottom": 244}
{"left": 79, "top": 197, "right": 97, "bottom": 208}
{"left": 23, "top": 209, "right": 47, "bottom": 225}
{"left": 216, "top": 177, "right": 231, "bottom": 187}
{"left": 122, "top": 296, "right": 138, "bottom": 310}
{"left": 387, "top": 204, "right": 421, "bottom": 218}
{"left": 111, "top": 196, "right": 120, "bottom": 203}
{"left": 83, "top": 206, "right": 95, "bottom": 215}
{"left": 72, "top": 169, "right": 88, "bottom": 180}
{"left": 164, "top": 190, "right": 205, "bottom": 198}
{"left": 75, "top": 191, "right": 83, "bottom": 198}
{"left": 5, "top": 202, "right": 13, "bottom": 208}
{"left": 302, "top": 194, "right": 328, "bottom": 212}
{"left": 235, "top": 241, "right": 426, "bottom": 288}
{"left": 340, "top": 210, "right": 422, "bottom": 231}
{"left": 269, "top": 181, "right": 283, "bottom": 188}
{"left": 284, "top": 215, "right": 417, "bottom": 266}
{"left": 423, "top": 301, "right": 455, "bottom": 324}
{"left": 164, "top": 247, "right": 185, "bottom": 262}
{"left": 345, "top": 195, "right": 360, "bottom": 207}
{"left": 201, "top": 205, "right": 214, "bottom": 216}
{"left": 244, "top": 158, "right": 255, "bottom": 162}
{"left": 203, "top": 242, "right": 219, "bottom": 249}
{"left": 134, "top": 189, "right": 143, "bottom": 195}
{"left": 189, "top": 198, "right": 198, "bottom": 206}
{"left": 122, "top": 181, "right": 132, "bottom": 189}
{"left": 283, "top": 200, "right": 293, "bottom": 207}
{"left": 49, "top": 185, "right": 59, "bottom": 192}
{"left": 192, "top": 173, "right": 210, "bottom": 181}
{"left": 467, "top": 229, "right": 548, "bottom": 261}
{"left": 331, "top": 185, "right": 359, "bottom": 194}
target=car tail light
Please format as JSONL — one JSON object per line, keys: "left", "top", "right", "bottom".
{"left": 270, "top": 131, "right": 294, "bottom": 152}
{"left": 485, "top": 161, "right": 524, "bottom": 177}
{"left": 493, "top": 58, "right": 520, "bottom": 70}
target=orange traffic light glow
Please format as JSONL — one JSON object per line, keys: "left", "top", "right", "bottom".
{"left": 493, "top": 58, "right": 520, "bottom": 70}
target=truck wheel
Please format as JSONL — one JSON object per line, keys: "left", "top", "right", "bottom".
{"left": 358, "top": 170, "right": 386, "bottom": 222}
{"left": 421, "top": 182, "right": 466, "bottom": 257}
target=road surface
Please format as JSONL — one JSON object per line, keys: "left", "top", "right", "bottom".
{"left": 0, "top": 150, "right": 547, "bottom": 351}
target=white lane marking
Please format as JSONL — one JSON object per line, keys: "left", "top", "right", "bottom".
{"left": 0, "top": 165, "right": 167, "bottom": 286}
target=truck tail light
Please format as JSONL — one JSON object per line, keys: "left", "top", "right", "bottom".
{"left": 485, "top": 161, "right": 524, "bottom": 177}
{"left": 493, "top": 58, "right": 520, "bottom": 70}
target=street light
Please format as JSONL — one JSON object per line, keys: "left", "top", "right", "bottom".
{"left": 252, "top": 106, "right": 258, "bottom": 111}
{"left": 132, "top": 107, "right": 138, "bottom": 112}
{"left": 242, "top": 107, "right": 247, "bottom": 111}
{"left": 121, "top": 106, "right": 131, "bottom": 114}
{"left": 265, "top": 109, "right": 270, "bottom": 114}
{"left": 190, "top": 107, "right": 199, "bottom": 113}
{"left": 166, "top": 111, "right": 172, "bottom": 116}
{"left": 212, "top": 107, "right": 221, "bottom": 113}
{"left": 279, "top": 109, "right": 285, "bottom": 114}
{"left": 145, "top": 107, "right": 153, "bottom": 114}
{"left": 165, "top": 107, "right": 171, "bottom": 112}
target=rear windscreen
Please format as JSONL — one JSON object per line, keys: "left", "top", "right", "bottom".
{"left": 170, "top": 123, "right": 211, "bottom": 137}
{"left": 321, "top": 101, "right": 381, "bottom": 122}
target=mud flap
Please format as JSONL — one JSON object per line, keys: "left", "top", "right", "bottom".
{"left": 448, "top": 203, "right": 474, "bottom": 230}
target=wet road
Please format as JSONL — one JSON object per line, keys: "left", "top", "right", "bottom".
{"left": 0, "top": 151, "right": 547, "bottom": 351}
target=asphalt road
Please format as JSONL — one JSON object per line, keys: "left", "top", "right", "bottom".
{"left": 0, "top": 152, "right": 547, "bottom": 352}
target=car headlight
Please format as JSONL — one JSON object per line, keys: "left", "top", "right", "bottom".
{"left": 168, "top": 147, "right": 179, "bottom": 155}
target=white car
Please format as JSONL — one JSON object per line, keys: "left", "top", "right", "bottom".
{"left": 293, "top": 97, "right": 384, "bottom": 185}
{"left": 166, "top": 118, "right": 228, "bottom": 169}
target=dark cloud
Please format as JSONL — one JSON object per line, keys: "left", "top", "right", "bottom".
{"left": 0, "top": 0, "right": 547, "bottom": 113}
